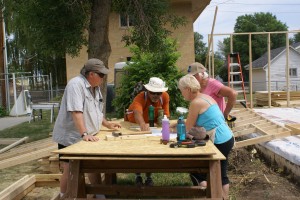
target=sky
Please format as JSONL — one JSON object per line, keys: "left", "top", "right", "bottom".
{"left": 193, "top": 0, "right": 300, "bottom": 51}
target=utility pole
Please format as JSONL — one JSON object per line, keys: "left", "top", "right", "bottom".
{"left": 0, "top": 8, "right": 6, "bottom": 110}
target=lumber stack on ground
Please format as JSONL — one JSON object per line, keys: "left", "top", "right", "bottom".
{"left": 0, "top": 137, "right": 57, "bottom": 170}
{"left": 255, "top": 91, "right": 300, "bottom": 107}
{"left": 0, "top": 175, "right": 36, "bottom": 200}
{"left": 0, "top": 137, "right": 29, "bottom": 154}
{"left": 0, "top": 174, "right": 60, "bottom": 200}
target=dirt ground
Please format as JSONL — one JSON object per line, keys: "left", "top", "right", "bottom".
{"left": 228, "top": 147, "right": 300, "bottom": 200}
{"left": 1, "top": 146, "right": 300, "bottom": 199}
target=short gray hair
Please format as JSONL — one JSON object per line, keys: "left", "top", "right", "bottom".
{"left": 178, "top": 74, "right": 200, "bottom": 93}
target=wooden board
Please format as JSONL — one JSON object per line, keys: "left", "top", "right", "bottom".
{"left": 0, "top": 137, "right": 29, "bottom": 154}
{"left": 0, "top": 174, "right": 60, "bottom": 200}
{"left": 255, "top": 91, "right": 300, "bottom": 107}
{"left": 53, "top": 136, "right": 217, "bottom": 157}
{"left": 0, "top": 175, "right": 36, "bottom": 200}
{"left": 285, "top": 124, "right": 300, "bottom": 135}
{"left": 0, "top": 145, "right": 56, "bottom": 170}
{"left": 231, "top": 108, "right": 293, "bottom": 148}
{"left": 0, "top": 138, "right": 28, "bottom": 145}
{"left": 0, "top": 137, "right": 54, "bottom": 160}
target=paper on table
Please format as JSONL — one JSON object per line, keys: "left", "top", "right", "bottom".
{"left": 148, "top": 127, "right": 177, "bottom": 139}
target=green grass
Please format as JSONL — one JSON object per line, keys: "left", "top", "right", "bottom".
{"left": 117, "top": 173, "right": 191, "bottom": 186}
{"left": 0, "top": 110, "right": 55, "bottom": 142}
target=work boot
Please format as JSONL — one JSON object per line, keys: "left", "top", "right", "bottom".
{"left": 135, "top": 176, "right": 143, "bottom": 186}
{"left": 145, "top": 177, "right": 154, "bottom": 186}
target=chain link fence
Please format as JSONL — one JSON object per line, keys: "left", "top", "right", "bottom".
{"left": 0, "top": 73, "right": 64, "bottom": 114}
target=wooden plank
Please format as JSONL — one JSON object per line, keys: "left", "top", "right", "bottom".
{"left": 35, "top": 174, "right": 61, "bottom": 187}
{"left": 105, "top": 134, "right": 151, "bottom": 141}
{"left": 0, "top": 145, "right": 56, "bottom": 170}
{"left": 102, "top": 129, "right": 152, "bottom": 135}
{"left": 0, "top": 138, "right": 26, "bottom": 145}
{"left": 285, "top": 124, "right": 300, "bottom": 135}
{"left": 0, "top": 175, "right": 36, "bottom": 200}
{"left": 234, "top": 131, "right": 291, "bottom": 148}
{"left": 85, "top": 185, "right": 207, "bottom": 198}
{"left": 0, "top": 137, "right": 29, "bottom": 153}
{"left": 0, "top": 137, "right": 54, "bottom": 160}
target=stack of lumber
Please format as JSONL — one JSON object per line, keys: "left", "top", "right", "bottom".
{"left": 0, "top": 174, "right": 60, "bottom": 200}
{"left": 0, "top": 137, "right": 57, "bottom": 170}
{"left": 255, "top": 91, "right": 300, "bottom": 107}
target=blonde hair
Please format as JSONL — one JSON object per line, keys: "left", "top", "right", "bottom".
{"left": 178, "top": 74, "right": 201, "bottom": 93}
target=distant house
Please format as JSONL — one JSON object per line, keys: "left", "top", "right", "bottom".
{"left": 245, "top": 42, "right": 300, "bottom": 91}
{"left": 65, "top": 0, "right": 211, "bottom": 83}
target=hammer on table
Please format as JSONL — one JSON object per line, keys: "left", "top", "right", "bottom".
{"left": 112, "top": 131, "right": 122, "bottom": 137}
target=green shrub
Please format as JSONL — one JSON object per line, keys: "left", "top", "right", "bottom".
{"left": 0, "top": 106, "right": 7, "bottom": 117}
{"left": 113, "top": 38, "right": 188, "bottom": 118}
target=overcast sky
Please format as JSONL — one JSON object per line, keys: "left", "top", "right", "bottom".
{"left": 193, "top": 0, "right": 300, "bottom": 51}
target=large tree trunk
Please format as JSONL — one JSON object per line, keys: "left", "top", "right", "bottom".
{"left": 89, "top": 0, "right": 112, "bottom": 113}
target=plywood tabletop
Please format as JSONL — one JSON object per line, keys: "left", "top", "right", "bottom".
{"left": 53, "top": 120, "right": 225, "bottom": 160}
{"left": 54, "top": 136, "right": 223, "bottom": 158}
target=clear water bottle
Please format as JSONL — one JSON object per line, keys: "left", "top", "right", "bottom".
{"left": 148, "top": 105, "right": 155, "bottom": 127}
{"left": 157, "top": 108, "right": 164, "bottom": 127}
{"left": 161, "top": 115, "right": 170, "bottom": 142}
{"left": 177, "top": 116, "right": 186, "bottom": 141}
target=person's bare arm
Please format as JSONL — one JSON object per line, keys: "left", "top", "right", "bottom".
{"left": 102, "top": 118, "right": 121, "bottom": 130}
{"left": 133, "top": 110, "right": 149, "bottom": 131}
{"left": 71, "top": 111, "right": 99, "bottom": 141}
{"left": 218, "top": 85, "right": 237, "bottom": 118}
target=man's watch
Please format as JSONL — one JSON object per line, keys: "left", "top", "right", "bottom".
{"left": 81, "top": 132, "right": 88, "bottom": 138}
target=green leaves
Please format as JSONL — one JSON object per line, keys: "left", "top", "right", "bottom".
{"left": 112, "top": 0, "right": 186, "bottom": 53}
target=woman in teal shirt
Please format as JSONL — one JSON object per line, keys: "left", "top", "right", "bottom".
{"left": 178, "top": 74, "right": 234, "bottom": 200}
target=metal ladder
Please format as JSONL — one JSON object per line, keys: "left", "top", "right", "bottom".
{"left": 227, "top": 52, "right": 247, "bottom": 107}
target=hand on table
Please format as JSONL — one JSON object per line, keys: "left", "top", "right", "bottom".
{"left": 107, "top": 122, "right": 122, "bottom": 130}
{"left": 140, "top": 123, "right": 150, "bottom": 131}
{"left": 82, "top": 135, "right": 99, "bottom": 142}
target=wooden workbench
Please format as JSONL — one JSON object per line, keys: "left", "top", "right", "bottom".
{"left": 53, "top": 122, "right": 225, "bottom": 199}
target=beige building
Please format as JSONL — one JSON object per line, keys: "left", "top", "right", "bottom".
{"left": 66, "top": 0, "right": 211, "bottom": 83}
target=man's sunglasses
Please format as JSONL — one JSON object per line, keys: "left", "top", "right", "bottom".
{"left": 149, "top": 91, "right": 162, "bottom": 96}
{"left": 95, "top": 72, "right": 105, "bottom": 78}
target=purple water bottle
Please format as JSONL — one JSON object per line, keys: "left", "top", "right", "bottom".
{"left": 161, "top": 115, "right": 170, "bottom": 142}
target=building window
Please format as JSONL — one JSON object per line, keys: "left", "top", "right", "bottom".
{"left": 289, "top": 68, "right": 297, "bottom": 77}
{"left": 120, "top": 14, "right": 134, "bottom": 28}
